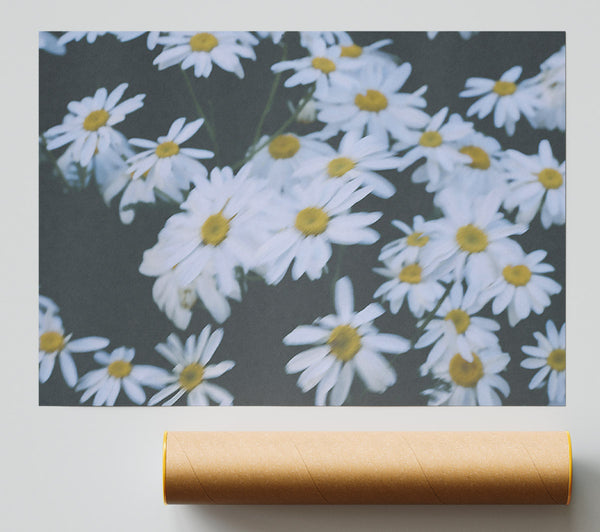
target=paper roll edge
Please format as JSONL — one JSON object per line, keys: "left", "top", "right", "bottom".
{"left": 162, "top": 431, "right": 168, "bottom": 505}
{"left": 567, "top": 431, "right": 572, "bottom": 505}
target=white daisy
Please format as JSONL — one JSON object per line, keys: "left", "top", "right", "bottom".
{"left": 299, "top": 31, "right": 349, "bottom": 48}
{"left": 57, "top": 32, "right": 108, "bottom": 45}
{"left": 148, "top": 328, "right": 235, "bottom": 406}
{"left": 292, "top": 130, "right": 400, "bottom": 198}
{"left": 127, "top": 117, "right": 213, "bottom": 183}
{"left": 479, "top": 249, "right": 562, "bottom": 326}
{"left": 378, "top": 216, "right": 433, "bottom": 266}
{"left": 153, "top": 31, "right": 258, "bottom": 78}
{"left": 504, "top": 140, "right": 565, "bottom": 229}
{"left": 271, "top": 37, "right": 360, "bottom": 92}
{"left": 255, "top": 179, "right": 381, "bottom": 285}
{"left": 249, "top": 132, "right": 331, "bottom": 192}
{"left": 395, "top": 107, "right": 473, "bottom": 189}
{"left": 284, "top": 276, "right": 410, "bottom": 405}
{"left": 314, "top": 62, "right": 429, "bottom": 145}
{"left": 39, "top": 305, "right": 109, "bottom": 387}
{"left": 415, "top": 283, "right": 500, "bottom": 373}
{"left": 460, "top": 66, "right": 539, "bottom": 136}
{"left": 140, "top": 165, "right": 271, "bottom": 298}
{"left": 334, "top": 33, "right": 394, "bottom": 67}
{"left": 44, "top": 83, "right": 145, "bottom": 167}
{"left": 422, "top": 346, "right": 510, "bottom": 406}
{"left": 373, "top": 259, "right": 446, "bottom": 318}
{"left": 152, "top": 266, "right": 241, "bottom": 329}
{"left": 76, "top": 347, "right": 169, "bottom": 406}
{"left": 521, "top": 320, "right": 565, "bottom": 405}
{"left": 39, "top": 295, "right": 59, "bottom": 320}
{"left": 422, "top": 189, "right": 527, "bottom": 291}
{"left": 524, "top": 46, "right": 565, "bottom": 132}
{"left": 39, "top": 32, "right": 66, "bottom": 55}
{"left": 433, "top": 131, "right": 510, "bottom": 198}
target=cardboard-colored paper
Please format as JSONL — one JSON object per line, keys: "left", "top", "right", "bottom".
{"left": 163, "top": 431, "right": 572, "bottom": 505}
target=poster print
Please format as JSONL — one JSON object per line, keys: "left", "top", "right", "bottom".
{"left": 39, "top": 31, "right": 565, "bottom": 406}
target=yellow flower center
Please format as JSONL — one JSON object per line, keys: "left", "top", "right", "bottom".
{"left": 406, "top": 231, "right": 429, "bottom": 248}
{"left": 327, "top": 325, "right": 362, "bottom": 361}
{"left": 445, "top": 309, "right": 471, "bottom": 335}
{"left": 295, "top": 207, "right": 329, "bottom": 236}
{"left": 178, "top": 287, "right": 198, "bottom": 309}
{"left": 107, "top": 360, "right": 132, "bottom": 379}
{"left": 178, "top": 363, "right": 205, "bottom": 392}
{"left": 419, "top": 131, "right": 443, "bottom": 148}
{"left": 340, "top": 44, "right": 363, "bottom": 58}
{"left": 189, "top": 32, "right": 218, "bottom": 52}
{"left": 354, "top": 89, "right": 388, "bottom": 112}
{"left": 201, "top": 212, "right": 230, "bottom": 246}
{"left": 493, "top": 80, "right": 517, "bottom": 96}
{"left": 449, "top": 353, "right": 484, "bottom": 388}
{"left": 327, "top": 157, "right": 355, "bottom": 177}
{"left": 459, "top": 145, "right": 491, "bottom": 170}
{"left": 456, "top": 224, "right": 488, "bottom": 253}
{"left": 311, "top": 56, "right": 336, "bottom": 74}
{"left": 155, "top": 141, "right": 180, "bottom": 158}
{"left": 537, "top": 168, "right": 563, "bottom": 190}
{"left": 547, "top": 348, "right": 566, "bottom": 372}
{"left": 83, "top": 109, "right": 110, "bottom": 132}
{"left": 268, "top": 134, "right": 300, "bottom": 159}
{"left": 399, "top": 263, "right": 422, "bottom": 284}
{"left": 502, "top": 265, "right": 532, "bottom": 287}
{"left": 39, "top": 331, "right": 65, "bottom": 352}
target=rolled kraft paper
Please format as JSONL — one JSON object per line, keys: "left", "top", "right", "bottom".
{"left": 163, "top": 431, "right": 572, "bottom": 505}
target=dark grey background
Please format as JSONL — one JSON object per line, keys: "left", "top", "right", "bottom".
{"left": 39, "top": 31, "right": 565, "bottom": 405}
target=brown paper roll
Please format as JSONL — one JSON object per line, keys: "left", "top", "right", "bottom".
{"left": 163, "top": 431, "right": 572, "bottom": 505}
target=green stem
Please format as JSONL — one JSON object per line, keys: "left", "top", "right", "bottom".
{"left": 232, "top": 84, "right": 316, "bottom": 171}
{"left": 181, "top": 69, "right": 221, "bottom": 164}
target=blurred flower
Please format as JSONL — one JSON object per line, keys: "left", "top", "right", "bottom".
{"left": 334, "top": 33, "right": 394, "bottom": 67}
{"left": 76, "top": 347, "right": 169, "bottom": 406}
{"left": 113, "top": 31, "right": 160, "bottom": 50}
{"left": 39, "top": 298, "right": 110, "bottom": 387}
{"left": 255, "top": 179, "right": 381, "bottom": 284}
{"left": 39, "top": 32, "right": 66, "bottom": 55}
{"left": 293, "top": 131, "right": 400, "bottom": 198}
{"left": 479, "top": 250, "right": 561, "bottom": 326}
{"left": 149, "top": 328, "right": 235, "bottom": 406}
{"left": 284, "top": 276, "right": 410, "bottom": 405}
{"left": 460, "top": 66, "right": 539, "bottom": 136}
{"left": 43, "top": 83, "right": 145, "bottom": 167}
{"left": 256, "top": 31, "right": 285, "bottom": 44}
{"left": 520, "top": 320, "right": 565, "bottom": 405}
{"left": 378, "top": 216, "right": 432, "bottom": 266}
{"left": 314, "top": 62, "right": 429, "bottom": 145}
{"left": 153, "top": 31, "right": 258, "bottom": 78}
{"left": 422, "top": 346, "right": 510, "bottom": 405}
{"left": 415, "top": 283, "right": 500, "bottom": 373}
{"left": 504, "top": 140, "right": 565, "bottom": 229}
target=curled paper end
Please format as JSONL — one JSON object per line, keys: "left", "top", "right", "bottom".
{"left": 162, "top": 431, "right": 572, "bottom": 505}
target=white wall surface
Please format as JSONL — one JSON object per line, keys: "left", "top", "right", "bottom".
{"left": 1, "top": 1, "right": 599, "bottom": 530}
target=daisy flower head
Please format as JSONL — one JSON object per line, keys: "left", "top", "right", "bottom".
{"left": 76, "top": 347, "right": 169, "bottom": 406}
{"left": 504, "top": 140, "right": 565, "bottom": 229}
{"left": 249, "top": 132, "right": 332, "bottom": 192}
{"left": 127, "top": 117, "right": 214, "bottom": 184}
{"left": 271, "top": 36, "right": 361, "bottom": 93}
{"left": 314, "top": 62, "right": 429, "bottom": 145}
{"left": 39, "top": 303, "right": 110, "bottom": 387}
{"left": 479, "top": 249, "right": 562, "bottom": 327}
{"left": 57, "top": 32, "right": 108, "bottom": 46}
{"left": 433, "top": 131, "right": 510, "bottom": 198}
{"left": 460, "top": 66, "right": 539, "bottom": 136}
{"left": 255, "top": 179, "right": 381, "bottom": 285}
{"left": 293, "top": 130, "right": 401, "bottom": 199}
{"left": 149, "top": 327, "right": 235, "bottom": 406}
{"left": 43, "top": 83, "right": 145, "bottom": 167}
{"left": 284, "top": 276, "right": 410, "bottom": 405}
{"left": 422, "top": 345, "right": 510, "bottom": 406}
{"left": 378, "top": 216, "right": 433, "bottom": 266}
{"left": 140, "top": 164, "right": 272, "bottom": 298}
{"left": 395, "top": 107, "right": 473, "bottom": 189}
{"left": 422, "top": 189, "right": 527, "bottom": 291}
{"left": 334, "top": 32, "right": 394, "bottom": 68}
{"left": 415, "top": 282, "right": 500, "bottom": 375}
{"left": 373, "top": 258, "right": 446, "bottom": 318}
{"left": 521, "top": 321, "right": 565, "bottom": 405}
{"left": 153, "top": 31, "right": 258, "bottom": 78}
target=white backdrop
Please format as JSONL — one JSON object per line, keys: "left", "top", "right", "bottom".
{"left": 2, "top": 1, "right": 599, "bottom": 530}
